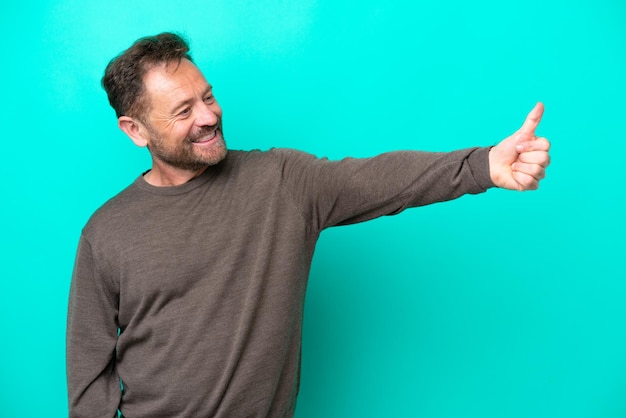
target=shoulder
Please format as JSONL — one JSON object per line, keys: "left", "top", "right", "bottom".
{"left": 81, "top": 178, "right": 144, "bottom": 238}
{"left": 227, "top": 148, "right": 318, "bottom": 165}
{"left": 222, "top": 148, "right": 323, "bottom": 177}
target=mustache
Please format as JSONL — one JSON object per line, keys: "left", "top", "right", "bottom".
{"left": 187, "top": 121, "right": 221, "bottom": 142}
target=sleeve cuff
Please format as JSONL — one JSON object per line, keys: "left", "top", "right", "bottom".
{"left": 467, "top": 147, "right": 496, "bottom": 191}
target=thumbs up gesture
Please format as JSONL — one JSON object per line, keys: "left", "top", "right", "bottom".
{"left": 489, "top": 103, "right": 551, "bottom": 191}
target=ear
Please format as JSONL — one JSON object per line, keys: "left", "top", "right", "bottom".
{"left": 118, "top": 116, "right": 149, "bottom": 147}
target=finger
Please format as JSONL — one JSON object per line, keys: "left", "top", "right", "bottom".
{"left": 517, "top": 151, "right": 551, "bottom": 167}
{"left": 512, "top": 162, "right": 546, "bottom": 181}
{"left": 512, "top": 170, "right": 540, "bottom": 191}
{"left": 516, "top": 136, "right": 551, "bottom": 152}
{"left": 519, "top": 102, "right": 545, "bottom": 135}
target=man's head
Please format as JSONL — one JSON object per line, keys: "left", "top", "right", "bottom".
{"left": 102, "top": 32, "right": 192, "bottom": 121}
{"left": 102, "top": 33, "right": 227, "bottom": 183}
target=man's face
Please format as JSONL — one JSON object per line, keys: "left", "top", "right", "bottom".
{"left": 140, "top": 59, "right": 227, "bottom": 172}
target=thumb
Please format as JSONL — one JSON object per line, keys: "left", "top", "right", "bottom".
{"left": 519, "top": 102, "right": 545, "bottom": 135}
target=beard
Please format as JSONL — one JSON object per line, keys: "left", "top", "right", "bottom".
{"left": 146, "top": 123, "right": 228, "bottom": 172}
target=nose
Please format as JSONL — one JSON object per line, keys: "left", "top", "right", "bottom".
{"left": 195, "top": 103, "right": 219, "bottom": 127}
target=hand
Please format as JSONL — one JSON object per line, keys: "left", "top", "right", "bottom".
{"left": 489, "top": 102, "right": 551, "bottom": 191}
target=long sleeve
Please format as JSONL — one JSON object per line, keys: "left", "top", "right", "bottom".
{"left": 66, "top": 235, "right": 120, "bottom": 418}
{"left": 277, "top": 147, "right": 494, "bottom": 231}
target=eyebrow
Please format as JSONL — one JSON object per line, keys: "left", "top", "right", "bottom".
{"left": 170, "top": 84, "right": 213, "bottom": 114}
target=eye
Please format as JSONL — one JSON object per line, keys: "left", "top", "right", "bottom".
{"left": 179, "top": 107, "right": 191, "bottom": 116}
{"left": 204, "top": 95, "right": 215, "bottom": 104}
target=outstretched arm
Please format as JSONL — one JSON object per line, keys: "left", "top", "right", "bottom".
{"left": 489, "top": 102, "right": 551, "bottom": 191}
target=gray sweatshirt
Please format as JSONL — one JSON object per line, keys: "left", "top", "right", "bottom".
{"left": 67, "top": 147, "right": 494, "bottom": 417}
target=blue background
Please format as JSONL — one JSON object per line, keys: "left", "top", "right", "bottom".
{"left": 1, "top": 0, "right": 625, "bottom": 417}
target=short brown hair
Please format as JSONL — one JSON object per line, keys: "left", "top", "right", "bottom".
{"left": 102, "top": 32, "right": 192, "bottom": 119}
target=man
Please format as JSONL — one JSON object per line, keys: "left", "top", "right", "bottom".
{"left": 66, "top": 32, "right": 550, "bottom": 417}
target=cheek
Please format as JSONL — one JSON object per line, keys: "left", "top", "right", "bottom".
{"left": 168, "top": 121, "right": 195, "bottom": 142}
{"left": 211, "top": 103, "right": 223, "bottom": 119}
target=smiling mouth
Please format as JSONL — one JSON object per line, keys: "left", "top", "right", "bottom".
{"left": 190, "top": 129, "right": 218, "bottom": 144}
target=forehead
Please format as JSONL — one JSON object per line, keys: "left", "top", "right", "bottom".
{"left": 142, "top": 59, "right": 210, "bottom": 106}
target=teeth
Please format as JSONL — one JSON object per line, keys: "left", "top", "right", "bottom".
{"left": 192, "top": 130, "right": 216, "bottom": 143}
